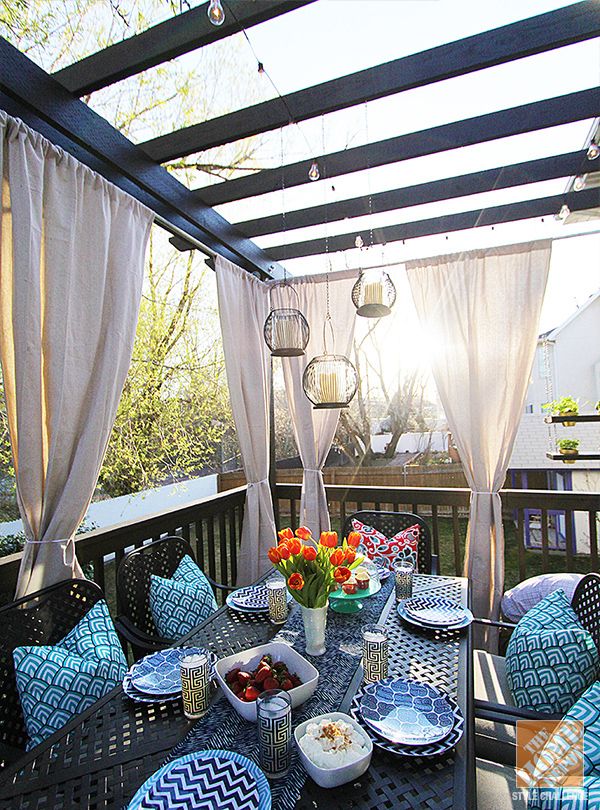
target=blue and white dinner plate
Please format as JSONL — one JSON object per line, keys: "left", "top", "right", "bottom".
{"left": 123, "top": 673, "right": 181, "bottom": 704}
{"left": 359, "top": 678, "right": 454, "bottom": 745}
{"left": 129, "top": 647, "right": 217, "bottom": 696}
{"left": 227, "top": 587, "right": 292, "bottom": 614}
{"left": 127, "top": 749, "right": 271, "bottom": 810}
{"left": 230, "top": 585, "right": 270, "bottom": 610}
{"left": 350, "top": 685, "right": 464, "bottom": 758}
{"left": 404, "top": 596, "right": 471, "bottom": 627}
{"left": 397, "top": 600, "right": 473, "bottom": 631}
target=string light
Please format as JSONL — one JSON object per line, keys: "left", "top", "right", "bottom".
{"left": 207, "top": 0, "right": 225, "bottom": 26}
{"left": 555, "top": 204, "right": 570, "bottom": 221}
{"left": 587, "top": 142, "right": 600, "bottom": 161}
{"left": 308, "top": 160, "right": 320, "bottom": 181}
{"left": 257, "top": 61, "right": 265, "bottom": 74}
{"left": 573, "top": 175, "right": 587, "bottom": 191}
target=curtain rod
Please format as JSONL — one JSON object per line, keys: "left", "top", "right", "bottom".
{"left": 153, "top": 213, "right": 218, "bottom": 259}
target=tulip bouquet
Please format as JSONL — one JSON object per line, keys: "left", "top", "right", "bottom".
{"left": 268, "top": 527, "right": 363, "bottom": 608}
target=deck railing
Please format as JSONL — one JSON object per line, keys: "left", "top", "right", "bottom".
{"left": 0, "top": 481, "right": 597, "bottom": 606}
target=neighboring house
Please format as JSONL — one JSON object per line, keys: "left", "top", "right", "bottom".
{"left": 509, "top": 292, "right": 600, "bottom": 554}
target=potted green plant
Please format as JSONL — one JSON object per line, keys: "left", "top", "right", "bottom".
{"left": 557, "top": 438, "right": 580, "bottom": 463}
{"left": 543, "top": 396, "right": 579, "bottom": 427}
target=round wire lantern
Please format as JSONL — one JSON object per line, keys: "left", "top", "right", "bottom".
{"left": 264, "top": 283, "right": 310, "bottom": 357}
{"left": 302, "top": 353, "right": 358, "bottom": 409}
{"left": 351, "top": 268, "right": 396, "bottom": 318}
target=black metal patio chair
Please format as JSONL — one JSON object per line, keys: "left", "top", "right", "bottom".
{"left": 343, "top": 510, "right": 439, "bottom": 575}
{"left": 115, "top": 535, "right": 234, "bottom": 660}
{"left": 473, "top": 572, "right": 600, "bottom": 765}
{"left": 0, "top": 578, "right": 105, "bottom": 766}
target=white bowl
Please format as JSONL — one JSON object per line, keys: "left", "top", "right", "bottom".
{"left": 294, "top": 712, "right": 373, "bottom": 788}
{"left": 214, "top": 642, "right": 319, "bottom": 722}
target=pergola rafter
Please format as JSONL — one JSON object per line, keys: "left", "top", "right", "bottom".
{"left": 139, "top": 1, "right": 600, "bottom": 162}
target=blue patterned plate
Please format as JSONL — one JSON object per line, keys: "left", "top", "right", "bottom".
{"left": 226, "top": 589, "right": 292, "bottom": 614}
{"left": 123, "top": 673, "right": 181, "bottom": 704}
{"left": 404, "top": 596, "right": 467, "bottom": 626}
{"left": 129, "top": 647, "right": 217, "bottom": 696}
{"left": 230, "top": 585, "right": 270, "bottom": 610}
{"left": 397, "top": 601, "right": 473, "bottom": 631}
{"left": 127, "top": 749, "right": 271, "bottom": 810}
{"left": 359, "top": 678, "right": 454, "bottom": 744}
{"left": 351, "top": 687, "right": 464, "bottom": 758}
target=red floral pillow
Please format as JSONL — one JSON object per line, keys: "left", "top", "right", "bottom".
{"left": 351, "top": 518, "right": 420, "bottom": 572}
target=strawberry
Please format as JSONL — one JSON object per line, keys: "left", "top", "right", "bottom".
{"left": 263, "top": 676, "right": 279, "bottom": 690}
{"left": 237, "top": 671, "right": 252, "bottom": 686}
{"left": 225, "top": 668, "right": 240, "bottom": 684}
{"left": 255, "top": 667, "right": 272, "bottom": 684}
{"left": 280, "top": 678, "right": 293, "bottom": 691}
{"left": 244, "top": 686, "right": 261, "bottom": 701}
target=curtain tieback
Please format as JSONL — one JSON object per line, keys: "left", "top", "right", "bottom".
{"left": 247, "top": 478, "right": 270, "bottom": 488}
{"left": 25, "top": 537, "right": 71, "bottom": 544}
{"left": 304, "top": 468, "right": 322, "bottom": 474}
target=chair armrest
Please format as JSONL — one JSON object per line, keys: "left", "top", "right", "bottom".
{"left": 472, "top": 617, "right": 517, "bottom": 631}
{"left": 205, "top": 576, "right": 236, "bottom": 594}
{"left": 430, "top": 554, "right": 440, "bottom": 576}
{"left": 114, "top": 616, "right": 171, "bottom": 652}
{"left": 474, "top": 698, "right": 562, "bottom": 725}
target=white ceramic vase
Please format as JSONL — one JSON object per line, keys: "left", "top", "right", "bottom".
{"left": 302, "top": 604, "right": 327, "bottom": 656}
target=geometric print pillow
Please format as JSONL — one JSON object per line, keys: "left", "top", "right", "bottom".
{"left": 13, "top": 599, "right": 127, "bottom": 750}
{"left": 150, "top": 555, "right": 218, "bottom": 641}
{"left": 351, "top": 519, "right": 419, "bottom": 572}
{"left": 506, "top": 590, "right": 599, "bottom": 715}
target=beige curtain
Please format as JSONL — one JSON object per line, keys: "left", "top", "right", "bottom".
{"left": 216, "top": 256, "right": 277, "bottom": 584}
{"left": 272, "top": 270, "right": 357, "bottom": 537}
{"left": 406, "top": 242, "right": 551, "bottom": 629}
{"left": 0, "top": 112, "right": 153, "bottom": 598}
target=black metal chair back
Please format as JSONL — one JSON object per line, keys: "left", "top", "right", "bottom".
{"left": 0, "top": 578, "right": 104, "bottom": 762}
{"left": 571, "top": 572, "right": 600, "bottom": 653}
{"left": 116, "top": 535, "right": 195, "bottom": 640}
{"left": 343, "top": 510, "right": 434, "bottom": 574}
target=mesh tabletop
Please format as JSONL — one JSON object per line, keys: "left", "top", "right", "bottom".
{"left": 0, "top": 575, "right": 473, "bottom": 810}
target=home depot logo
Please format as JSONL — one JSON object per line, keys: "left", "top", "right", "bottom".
{"left": 516, "top": 718, "right": 584, "bottom": 790}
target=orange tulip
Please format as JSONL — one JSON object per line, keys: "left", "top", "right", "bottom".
{"left": 278, "top": 528, "right": 294, "bottom": 542}
{"left": 345, "top": 548, "right": 356, "bottom": 564}
{"left": 333, "top": 566, "right": 351, "bottom": 583}
{"left": 347, "top": 531, "right": 362, "bottom": 548}
{"left": 288, "top": 537, "right": 302, "bottom": 555}
{"left": 278, "top": 543, "right": 291, "bottom": 560}
{"left": 296, "top": 526, "right": 312, "bottom": 541}
{"left": 267, "top": 547, "right": 281, "bottom": 564}
{"left": 330, "top": 548, "right": 344, "bottom": 566}
{"left": 288, "top": 573, "right": 305, "bottom": 591}
{"left": 302, "top": 545, "right": 317, "bottom": 561}
{"left": 319, "top": 531, "right": 338, "bottom": 548}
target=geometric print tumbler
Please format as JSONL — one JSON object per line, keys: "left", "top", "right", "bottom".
{"left": 256, "top": 689, "right": 292, "bottom": 778}
{"left": 362, "top": 623, "right": 388, "bottom": 684}
{"left": 180, "top": 652, "right": 211, "bottom": 720}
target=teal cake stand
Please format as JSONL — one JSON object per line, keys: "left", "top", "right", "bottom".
{"left": 329, "top": 577, "right": 382, "bottom": 613}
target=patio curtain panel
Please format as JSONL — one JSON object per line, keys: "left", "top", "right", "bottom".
{"left": 271, "top": 270, "right": 357, "bottom": 538}
{"left": 216, "top": 256, "right": 277, "bottom": 584}
{"left": 0, "top": 112, "right": 153, "bottom": 598}
{"left": 406, "top": 241, "right": 551, "bottom": 631}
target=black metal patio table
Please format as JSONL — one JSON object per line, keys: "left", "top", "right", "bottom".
{"left": 0, "top": 573, "right": 474, "bottom": 810}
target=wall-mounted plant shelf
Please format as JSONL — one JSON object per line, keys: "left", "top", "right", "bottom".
{"left": 546, "top": 452, "right": 600, "bottom": 461}
{"left": 544, "top": 414, "right": 600, "bottom": 424}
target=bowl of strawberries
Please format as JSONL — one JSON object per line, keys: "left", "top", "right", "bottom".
{"left": 215, "top": 642, "right": 319, "bottom": 722}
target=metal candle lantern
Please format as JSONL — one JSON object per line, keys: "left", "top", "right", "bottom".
{"left": 352, "top": 268, "right": 396, "bottom": 318}
{"left": 303, "top": 352, "right": 358, "bottom": 409}
{"left": 264, "top": 282, "right": 310, "bottom": 357}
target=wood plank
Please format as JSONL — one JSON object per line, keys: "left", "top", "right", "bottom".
{"left": 197, "top": 89, "right": 598, "bottom": 205}
{"left": 517, "top": 509, "right": 526, "bottom": 583}
{"left": 236, "top": 151, "right": 592, "bottom": 236}
{"left": 452, "top": 506, "right": 461, "bottom": 577}
{"left": 141, "top": 2, "right": 600, "bottom": 160}
{"left": 545, "top": 414, "right": 600, "bottom": 423}
{"left": 565, "top": 511, "right": 575, "bottom": 569}
{"left": 0, "top": 38, "right": 281, "bottom": 277}
{"left": 546, "top": 452, "right": 600, "bottom": 461}
{"left": 431, "top": 504, "right": 440, "bottom": 558}
{"left": 267, "top": 187, "right": 600, "bottom": 259}
{"left": 589, "top": 511, "right": 598, "bottom": 570}
{"left": 541, "top": 508, "right": 550, "bottom": 573}
{"left": 54, "top": 2, "right": 314, "bottom": 96}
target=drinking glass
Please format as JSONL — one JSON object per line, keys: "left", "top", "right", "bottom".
{"left": 256, "top": 689, "right": 292, "bottom": 778}
{"left": 362, "top": 623, "right": 388, "bottom": 683}
{"left": 180, "top": 651, "right": 211, "bottom": 720}
{"left": 266, "top": 576, "right": 288, "bottom": 625}
{"left": 394, "top": 560, "right": 414, "bottom": 601}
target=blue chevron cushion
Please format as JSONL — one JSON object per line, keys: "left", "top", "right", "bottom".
{"left": 149, "top": 555, "right": 217, "bottom": 641}
{"left": 527, "top": 682, "right": 600, "bottom": 808}
{"left": 13, "top": 600, "right": 127, "bottom": 750}
{"left": 506, "top": 590, "right": 599, "bottom": 715}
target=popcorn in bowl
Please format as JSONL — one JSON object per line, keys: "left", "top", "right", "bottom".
{"left": 299, "top": 717, "right": 368, "bottom": 769}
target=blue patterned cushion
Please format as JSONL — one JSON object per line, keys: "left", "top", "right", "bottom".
{"left": 528, "top": 682, "right": 600, "bottom": 808}
{"left": 506, "top": 590, "right": 599, "bottom": 715}
{"left": 14, "top": 599, "right": 127, "bottom": 750}
{"left": 150, "top": 555, "right": 217, "bottom": 641}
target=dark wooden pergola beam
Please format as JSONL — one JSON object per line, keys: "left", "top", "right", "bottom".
{"left": 265, "top": 187, "right": 600, "bottom": 260}
{"left": 140, "top": 1, "right": 600, "bottom": 162}
{"left": 196, "top": 89, "right": 599, "bottom": 206}
{"left": 236, "top": 151, "right": 595, "bottom": 237}
{"left": 54, "top": 1, "right": 315, "bottom": 97}
{"left": 0, "top": 37, "right": 282, "bottom": 277}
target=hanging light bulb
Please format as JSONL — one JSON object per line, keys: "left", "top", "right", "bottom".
{"left": 308, "top": 160, "right": 320, "bottom": 181}
{"left": 352, "top": 267, "right": 396, "bottom": 318}
{"left": 257, "top": 61, "right": 265, "bottom": 75}
{"left": 354, "top": 235, "right": 364, "bottom": 249}
{"left": 574, "top": 174, "right": 587, "bottom": 191}
{"left": 207, "top": 0, "right": 225, "bottom": 26}
{"left": 587, "top": 142, "right": 600, "bottom": 161}
{"left": 555, "top": 204, "right": 570, "bottom": 221}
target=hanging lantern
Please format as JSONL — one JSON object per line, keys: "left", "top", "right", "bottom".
{"left": 302, "top": 316, "right": 358, "bottom": 409}
{"left": 264, "top": 282, "right": 310, "bottom": 357}
{"left": 352, "top": 267, "right": 396, "bottom": 318}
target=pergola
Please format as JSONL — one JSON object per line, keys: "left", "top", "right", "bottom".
{"left": 1, "top": 0, "right": 599, "bottom": 276}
